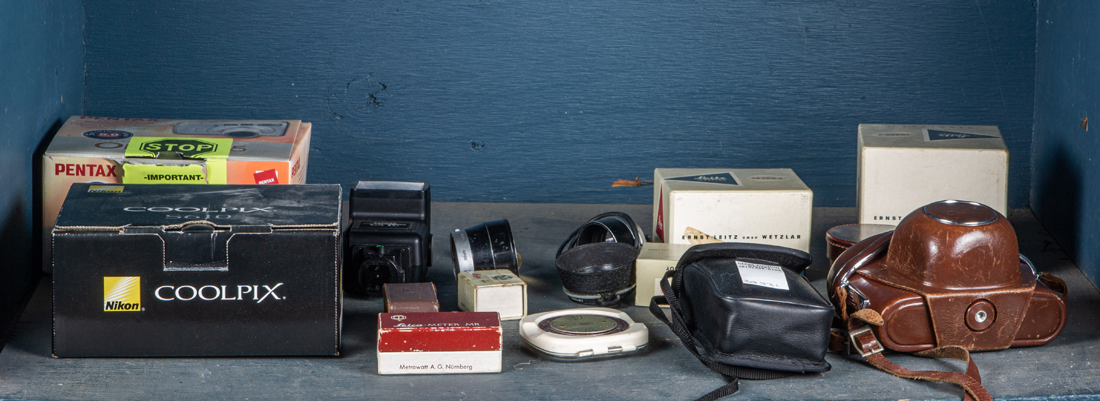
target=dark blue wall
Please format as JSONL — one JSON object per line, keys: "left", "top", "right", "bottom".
{"left": 83, "top": 1, "right": 1038, "bottom": 206}
{"left": 0, "top": 0, "right": 84, "bottom": 348}
{"left": 1033, "top": 1, "right": 1100, "bottom": 287}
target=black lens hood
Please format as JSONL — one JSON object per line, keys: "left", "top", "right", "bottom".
{"left": 554, "top": 242, "right": 639, "bottom": 308}
{"left": 556, "top": 212, "right": 646, "bottom": 258}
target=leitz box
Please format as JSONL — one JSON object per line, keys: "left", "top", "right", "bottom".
{"left": 377, "top": 312, "right": 502, "bottom": 375}
{"left": 857, "top": 124, "right": 1008, "bottom": 225}
{"left": 457, "top": 269, "right": 527, "bottom": 320}
{"left": 41, "top": 116, "right": 313, "bottom": 270}
{"left": 653, "top": 168, "right": 813, "bottom": 252}
{"left": 51, "top": 183, "right": 341, "bottom": 357}
{"left": 635, "top": 242, "right": 692, "bottom": 306}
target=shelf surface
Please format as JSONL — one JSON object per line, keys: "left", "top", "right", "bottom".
{"left": 2, "top": 203, "right": 1098, "bottom": 400}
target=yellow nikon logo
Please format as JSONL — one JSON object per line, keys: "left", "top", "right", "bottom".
{"left": 103, "top": 277, "right": 141, "bottom": 312}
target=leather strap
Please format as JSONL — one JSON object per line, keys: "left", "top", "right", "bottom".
{"left": 650, "top": 269, "right": 793, "bottom": 401}
{"left": 1038, "top": 273, "right": 1069, "bottom": 302}
{"left": 842, "top": 310, "right": 992, "bottom": 401}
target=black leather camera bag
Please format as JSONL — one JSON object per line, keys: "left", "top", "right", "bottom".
{"left": 650, "top": 243, "right": 833, "bottom": 400}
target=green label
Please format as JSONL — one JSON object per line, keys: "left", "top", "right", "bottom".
{"left": 122, "top": 164, "right": 208, "bottom": 184}
{"left": 125, "top": 137, "right": 232, "bottom": 159}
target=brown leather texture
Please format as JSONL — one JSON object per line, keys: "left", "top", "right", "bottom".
{"left": 383, "top": 282, "right": 440, "bottom": 313}
{"left": 825, "top": 224, "right": 895, "bottom": 262}
{"left": 828, "top": 201, "right": 1067, "bottom": 352}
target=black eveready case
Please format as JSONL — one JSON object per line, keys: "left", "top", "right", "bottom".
{"left": 52, "top": 184, "right": 342, "bottom": 357}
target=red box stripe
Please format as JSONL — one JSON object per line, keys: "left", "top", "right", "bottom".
{"left": 378, "top": 312, "right": 502, "bottom": 352}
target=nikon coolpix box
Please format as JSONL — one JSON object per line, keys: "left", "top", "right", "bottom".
{"left": 41, "top": 116, "right": 313, "bottom": 270}
{"left": 857, "top": 124, "right": 1008, "bottom": 225}
{"left": 457, "top": 269, "right": 527, "bottom": 320}
{"left": 653, "top": 168, "right": 812, "bottom": 252}
{"left": 634, "top": 242, "right": 692, "bottom": 306}
{"left": 51, "top": 183, "right": 341, "bottom": 357}
{"left": 377, "top": 312, "right": 502, "bottom": 375}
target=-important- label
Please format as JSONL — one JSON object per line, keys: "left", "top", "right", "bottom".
{"left": 735, "top": 260, "right": 789, "bottom": 290}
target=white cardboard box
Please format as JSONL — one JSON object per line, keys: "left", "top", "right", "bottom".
{"left": 457, "top": 270, "right": 527, "bottom": 320}
{"left": 857, "top": 124, "right": 1008, "bottom": 225}
{"left": 377, "top": 350, "right": 502, "bottom": 375}
{"left": 653, "top": 168, "right": 813, "bottom": 252}
{"left": 377, "top": 312, "right": 502, "bottom": 375}
{"left": 635, "top": 242, "right": 692, "bottom": 306}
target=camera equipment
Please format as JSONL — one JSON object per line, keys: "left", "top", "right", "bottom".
{"left": 519, "top": 307, "right": 648, "bottom": 362}
{"left": 173, "top": 121, "right": 289, "bottom": 138}
{"left": 450, "top": 219, "right": 521, "bottom": 276}
{"left": 556, "top": 212, "right": 646, "bottom": 258}
{"left": 346, "top": 181, "right": 432, "bottom": 295}
{"left": 650, "top": 242, "right": 832, "bottom": 400}
{"left": 555, "top": 243, "right": 638, "bottom": 308}
{"left": 823, "top": 223, "right": 894, "bottom": 262}
{"left": 828, "top": 200, "right": 1068, "bottom": 401}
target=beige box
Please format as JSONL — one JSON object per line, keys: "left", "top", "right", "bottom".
{"left": 41, "top": 116, "right": 312, "bottom": 270}
{"left": 457, "top": 270, "right": 527, "bottom": 320}
{"left": 653, "top": 168, "right": 813, "bottom": 252}
{"left": 635, "top": 242, "right": 692, "bottom": 306}
{"left": 857, "top": 124, "right": 1008, "bottom": 225}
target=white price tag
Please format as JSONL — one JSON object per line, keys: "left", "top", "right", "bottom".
{"left": 735, "top": 260, "right": 789, "bottom": 290}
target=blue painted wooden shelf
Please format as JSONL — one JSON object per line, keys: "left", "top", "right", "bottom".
{"left": 0, "top": 203, "right": 1097, "bottom": 400}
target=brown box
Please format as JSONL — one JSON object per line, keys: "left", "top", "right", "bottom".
{"left": 383, "top": 283, "right": 439, "bottom": 313}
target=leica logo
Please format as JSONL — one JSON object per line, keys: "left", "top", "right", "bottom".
{"left": 667, "top": 172, "right": 741, "bottom": 186}
{"left": 391, "top": 315, "right": 407, "bottom": 321}
{"left": 694, "top": 176, "right": 727, "bottom": 182}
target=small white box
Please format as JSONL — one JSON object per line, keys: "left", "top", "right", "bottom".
{"left": 457, "top": 270, "right": 527, "bottom": 320}
{"left": 653, "top": 168, "right": 813, "bottom": 252}
{"left": 635, "top": 242, "right": 692, "bottom": 306}
{"left": 377, "top": 312, "right": 502, "bottom": 375}
{"left": 377, "top": 350, "right": 502, "bottom": 375}
{"left": 857, "top": 124, "right": 1008, "bottom": 225}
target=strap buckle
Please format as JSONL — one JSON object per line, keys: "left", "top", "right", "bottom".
{"left": 848, "top": 326, "right": 884, "bottom": 357}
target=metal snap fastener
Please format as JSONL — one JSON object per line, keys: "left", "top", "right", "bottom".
{"left": 965, "top": 300, "right": 996, "bottom": 331}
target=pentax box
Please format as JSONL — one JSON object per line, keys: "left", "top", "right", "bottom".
{"left": 653, "top": 168, "right": 813, "bottom": 252}
{"left": 457, "top": 269, "right": 527, "bottom": 320}
{"left": 634, "top": 242, "right": 692, "bottom": 306}
{"left": 377, "top": 312, "right": 502, "bottom": 375}
{"left": 41, "top": 116, "right": 313, "bottom": 270}
{"left": 858, "top": 124, "right": 1008, "bottom": 225}
{"left": 51, "top": 183, "right": 341, "bottom": 357}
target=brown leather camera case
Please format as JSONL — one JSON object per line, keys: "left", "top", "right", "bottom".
{"left": 828, "top": 201, "right": 1066, "bottom": 352}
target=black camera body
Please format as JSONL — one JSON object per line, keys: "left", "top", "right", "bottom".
{"left": 346, "top": 181, "right": 432, "bottom": 295}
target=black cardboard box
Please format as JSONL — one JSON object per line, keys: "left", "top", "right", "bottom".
{"left": 52, "top": 184, "right": 342, "bottom": 357}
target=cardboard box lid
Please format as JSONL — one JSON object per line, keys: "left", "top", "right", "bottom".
{"left": 654, "top": 168, "right": 810, "bottom": 191}
{"left": 637, "top": 242, "right": 692, "bottom": 261}
{"left": 459, "top": 270, "right": 526, "bottom": 287}
{"left": 44, "top": 116, "right": 305, "bottom": 161}
{"left": 858, "top": 124, "right": 1007, "bottom": 150}
{"left": 53, "top": 184, "right": 341, "bottom": 230}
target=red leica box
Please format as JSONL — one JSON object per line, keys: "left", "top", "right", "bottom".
{"left": 377, "top": 312, "right": 501, "bottom": 374}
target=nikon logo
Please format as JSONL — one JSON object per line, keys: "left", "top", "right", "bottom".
{"left": 138, "top": 139, "right": 219, "bottom": 157}
{"left": 104, "top": 277, "right": 142, "bottom": 312}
